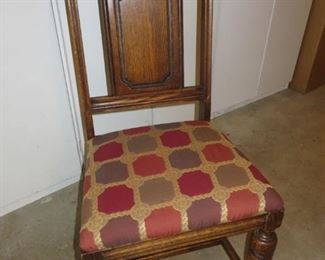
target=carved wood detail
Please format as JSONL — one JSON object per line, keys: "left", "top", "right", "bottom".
{"left": 100, "top": 0, "right": 183, "bottom": 94}
{"left": 90, "top": 87, "right": 202, "bottom": 113}
{"left": 244, "top": 211, "right": 284, "bottom": 260}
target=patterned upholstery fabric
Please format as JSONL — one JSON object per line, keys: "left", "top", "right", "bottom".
{"left": 80, "top": 121, "right": 283, "bottom": 253}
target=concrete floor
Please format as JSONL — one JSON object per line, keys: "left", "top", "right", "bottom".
{"left": 1, "top": 87, "right": 325, "bottom": 260}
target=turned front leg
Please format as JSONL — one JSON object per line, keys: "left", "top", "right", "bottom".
{"left": 244, "top": 229, "right": 277, "bottom": 260}
{"left": 244, "top": 211, "right": 284, "bottom": 260}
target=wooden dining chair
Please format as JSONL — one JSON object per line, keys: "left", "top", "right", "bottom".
{"left": 65, "top": 0, "right": 284, "bottom": 259}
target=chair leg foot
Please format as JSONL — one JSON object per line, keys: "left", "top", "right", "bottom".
{"left": 244, "top": 230, "right": 277, "bottom": 260}
{"left": 244, "top": 211, "right": 284, "bottom": 260}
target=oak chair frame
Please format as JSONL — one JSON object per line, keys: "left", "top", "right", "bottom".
{"left": 65, "top": 0, "right": 284, "bottom": 259}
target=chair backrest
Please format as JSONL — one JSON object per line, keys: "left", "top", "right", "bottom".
{"left": 65, "top": 0, "right": 213, "bottom": 140}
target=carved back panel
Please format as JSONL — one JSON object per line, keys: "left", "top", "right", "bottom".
{"left": 65, "top": 0, "right": 213, "bottom": 140}
{"left": 100, "top": 0, "right": 183, "bottom": 94}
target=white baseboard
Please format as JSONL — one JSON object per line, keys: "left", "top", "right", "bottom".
{"left": 211, "top": 87, "right": 287, "bottom": 119}
{"left": 0, "top": 175, "right": 80, "bottom": 217}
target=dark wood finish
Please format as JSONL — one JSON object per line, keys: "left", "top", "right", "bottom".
{"left": 100, "top": 0, "right": 183, "bottom": 95}
{"left": 221, "top": 238, "right": 241, "bottom": 260}
{"left": 290, "top": 0, "right": 325, "bottom": 93}
{"left": 65, "top": 0, "right": 94, "bottom": 140}
{"left": 198, "top": 0, "right": 213, "bottom": 120}
{"left": 98, "top": 0, "right": 114, "bottom": 95}
{"left": 65, "top": 1, "right": 283, "bottom": 259}
{"left": 66, "top": 0, "right": 212, "bottom": 142}
{"left": 91, "top": 87, "right": 202, "bottom": 113}
{"left": 244, "top": 211, "right": 284, "bottom": 260}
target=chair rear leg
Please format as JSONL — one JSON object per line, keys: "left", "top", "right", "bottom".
{"left": 244, "top": 211, "right": 284, "bottom": 260}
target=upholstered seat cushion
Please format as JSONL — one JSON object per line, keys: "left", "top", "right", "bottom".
{"left": 80, "top": 121, "right": 283, "bottom": 253}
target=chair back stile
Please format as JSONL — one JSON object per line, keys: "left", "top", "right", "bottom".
{"left": 65, "top": 0, "right": 213, "bottom": 141}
